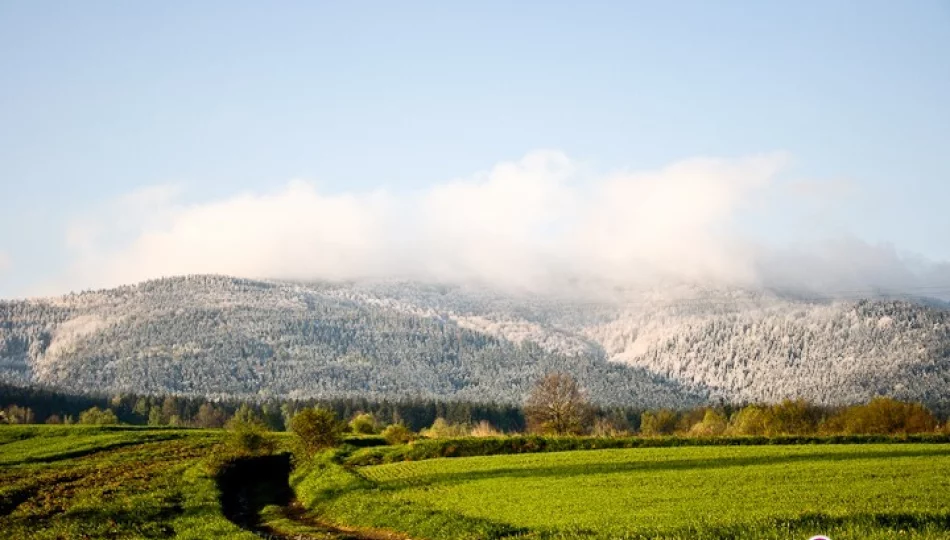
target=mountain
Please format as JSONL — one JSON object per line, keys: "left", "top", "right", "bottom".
{"left": 1, "top": 275, "right": 948, "bottom": 411}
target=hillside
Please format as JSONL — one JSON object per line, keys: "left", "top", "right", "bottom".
{"left": 1, "top": 275, "right": 949, "bottom": 410}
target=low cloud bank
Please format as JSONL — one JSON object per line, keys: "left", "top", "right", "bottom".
{"left": 51, "top": 151, "right": 950, "bottom": 300}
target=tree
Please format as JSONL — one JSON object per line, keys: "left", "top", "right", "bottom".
{"left": 640, "top": 409, "right": 678, "bottom": 436}
{"left": 349, "top": 413, "right": 377, "bottom": 435}
{"left": 227, "top": 410, "right": 276, "bottom": 455}
{"left": 193, "top": 403, "right": 227, "bottom": 429}
{"left": 78, "top": 407, "right": 118, "bottom": 425}
{"left": 147, "top": 406, "right": 163, "bottom": 426}
{"left": 133, "top": 397, "right": 150, "bottom": 419}
{"left": 421, "top": 417, "right": 469, "bottom": 439}
{"left": 228, "top": 403, "right": 262, "bottom": 429}
{"left": 821, "top": 398, "right": 938, "bottom": 435}
{"left": 2, "top": 405, "right": 35, "bottom": 424}
{"left": 290, "top": 407, "right": 344, "bottom": 454}
{"left": 727, "top": 405, "right": 773, "bottom": 436}
{"left": 770, "top": 399, "right": 822, "bottom": 435}
{"left": 688, "top": 409, "right": 727, "bottom": 437}
{"left": 524, "top": 373, "right": 592, "bottom": 435}
{"left": 160, "top": 396, "right": 179, "bottom": 424}
{"left": 381, "top": 423, "right": 414, "bottom": 445}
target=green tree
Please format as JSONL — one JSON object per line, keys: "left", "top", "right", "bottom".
{"left": 349, "top": 412, "right": 377, "bottom": 435}
{"left": 193, "top": 403, "right": 227, "bottom": 428}
{"left": 640, "top": 409, "right": 678, "bottom": 436}
{"left": 147, "top": 406, "right": 164, "bottom": 426}
{"left": 290, "top": 407, "right": 344, "bottom": 454}
{"left": 727, "top": 405, "right": 774, "bottom": 436}
{"left": 771, "top": 400, "right": 822, "bottom": 434}
{"left": 688, "top": 409, "right": 727, "bottom": 437}
{"left": 133, "top": 397, "right": 150, "bottom": 419}
{"left": 421, "top": 417, "right": 469, "bottom": 438}
{"left": 78, "top": 407, "right": 118, "bottom": 425}
{"left": 227, "top": 412, "right": 276, "bottom": 455}
{"left": 381, "top": 423, "right": 415, "bottom": 445}
{"left": 228, "top": 403, "right": 262, "bottom": 429}
{"left": 160, "top": 396, "right": 179, "bottom": 424}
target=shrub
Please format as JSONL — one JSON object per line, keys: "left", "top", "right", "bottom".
{"left": 470, "top": 420, "right": 503, "bottom": 437}
{"left": 1, "top": 405, "right": 36, "bottom": 424}
{"left": 422, "top": 417, "right": 469, "bottom": 439}
{"left": 382, "top": 423, "right": 415, "bottom": 445}
{"left": 591, "top": 417, "right": 627, "bottom": 437}
{"left": 78, "top": 407, "right": 118, "bottom": 425}
{"left": 291, "top": 407, "right": 344, "bottom": 454}
{"left": 689, "top": 410, "right": 727, "bottom": 437}
{"left": 226, "top": 411, "right": 276, "bottom": 455}
{"left": 727, "top": 405, "right": 773, "bottom": 436}
{"left": 349, "top": 413, "right": 377, "bottom": 435}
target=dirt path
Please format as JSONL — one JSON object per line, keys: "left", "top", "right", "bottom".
{"left": 259, "top": 501, "right": 413, "bottom": 540}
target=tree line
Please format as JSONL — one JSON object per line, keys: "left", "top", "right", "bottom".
{"left": 2, "top": 377, "right": 946, "bottom": 437}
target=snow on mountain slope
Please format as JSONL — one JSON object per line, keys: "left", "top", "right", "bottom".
{"left": 1, "top": 276, "right": 948, "bottom": 409}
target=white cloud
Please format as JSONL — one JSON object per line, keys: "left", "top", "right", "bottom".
{"left": 46, "top": 150, "right": 950, "bottom": 298}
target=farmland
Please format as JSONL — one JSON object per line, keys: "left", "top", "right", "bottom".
{"left": 3, "top": 426, "right": 950, "bottom": 539}
{"left": 300, "top": 444, "right": 950, "bottom": 540}
{"left": 0, "top": 425, "right": 257, "bottom": 539}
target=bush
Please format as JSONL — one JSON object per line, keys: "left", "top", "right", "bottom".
{"left": 421, "top": 417, "right": 469, "bottom": 439}
{"left": 291, "top": 407, "right": 344, "bottom": 454}
{"left": 230, "top": 425, "right": 277, "bottom": 455}
{"left": 226, "top": 413, "right": 277, "bottom": 455}
{"left": 727, "top": 405, "right": 772, "bottom": 436}
{"left": 470, "top": 420, "right": 503, "bottom": 437}
{"left": 1, "top": 405, "right": 36, "bottom": 424}
{"left": 349, "top": 413, "right": 377, "bottom": 435}
{"left": 382, "top": 423, "right": 415, "bottom": 445}
{"left": 78, "top": 407, "right": 118, "bottom": 425}
{"left": 688, "top": 410, "right": 727, "bottom": 437}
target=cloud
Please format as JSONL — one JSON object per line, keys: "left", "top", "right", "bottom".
{"left": 46, "top": 150, "right": 950, "bottom": 298}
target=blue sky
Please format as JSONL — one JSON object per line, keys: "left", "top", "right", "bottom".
{"left": 1, "top": 1, "right": 948, "bottom": 297}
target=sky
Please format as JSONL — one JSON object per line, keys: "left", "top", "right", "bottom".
{"left": 1, "top": 1, "right": 948, "bottom": 298}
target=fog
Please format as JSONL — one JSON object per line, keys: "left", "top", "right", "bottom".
{"left": 51, "top": 150, "right": 950, "bottom": 300}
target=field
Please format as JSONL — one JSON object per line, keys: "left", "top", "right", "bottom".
{"left": 301, "top": 444, "right": 950, "bottom": 540}
{"left": 3, "top": 426, "right": 950, "bottom": 539}
{"left": 0, "top": 425, "right": 257, "bottom": 539}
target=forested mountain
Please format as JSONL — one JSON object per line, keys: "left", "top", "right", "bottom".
{"left": 1, "top": 275, "right": 948, "bottom": 410}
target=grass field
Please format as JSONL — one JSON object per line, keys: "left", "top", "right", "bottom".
{"left": 0, "top": 425, "right": 258, "bottom": 539}
{"left": 300, "top": 444, "right": 950, "bottom": 540}
{"left": 4, "top": 425, "right": 950, "bottom": 539}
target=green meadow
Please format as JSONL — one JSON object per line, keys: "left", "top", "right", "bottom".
{"left": 3, "top": 425, "right": 950, "bottom": 539}
{"left": 0, "top": 425, "right": 257, "bottom": 539}
{"left": 323, "top": 444, "right": 950, "bottom": 539}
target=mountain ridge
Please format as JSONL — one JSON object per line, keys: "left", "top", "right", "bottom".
{"left": 1, "top": 275, "right": 948, "bottom": 411}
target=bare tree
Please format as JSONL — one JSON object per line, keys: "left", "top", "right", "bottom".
{"left": 524, "top": 373, "right": 592, "bottom": 435}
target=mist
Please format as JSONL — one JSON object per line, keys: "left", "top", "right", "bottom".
{"left": 48, "top": 150, "right": 950, "bottom": 300}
